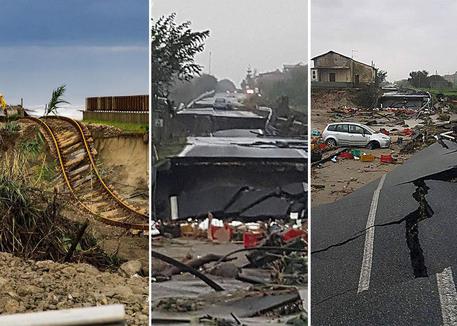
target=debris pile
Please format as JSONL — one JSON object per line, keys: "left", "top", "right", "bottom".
{"left": 0, "top": 252, "right": 148, "bottom": 325}
{"left": 152, "top": 220, "right": 307, "bottom": 324}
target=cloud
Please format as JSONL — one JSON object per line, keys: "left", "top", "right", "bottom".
{"left": 312, "top": 0, "right": 457, "bottom": 81}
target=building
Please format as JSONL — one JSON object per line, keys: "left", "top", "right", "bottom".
{"left": 311, "top": 51, "right": 377, "bottom": 87}
{"left": 283, "top": 63, "right": 306, "bottom": 75}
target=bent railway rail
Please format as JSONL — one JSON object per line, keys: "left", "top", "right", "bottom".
{"left": 22, "top": 116, "right": 148, "bottom": 230}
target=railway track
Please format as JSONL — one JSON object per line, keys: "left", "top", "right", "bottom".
{"left": 22, "top": 116, "right": 148, "bottom": 231}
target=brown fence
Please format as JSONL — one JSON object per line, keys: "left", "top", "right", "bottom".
{"left": 83, "top": 111, "right": 149, "bottom": 124}
{"left": 86, "top": 95, "right": 149, "bottom": 112}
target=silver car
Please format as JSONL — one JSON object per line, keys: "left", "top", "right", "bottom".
{"left": 213, "top": 98, "right": 232, "bottom": 110}
{"left": 322, "top": 122, "right": 391, "bottom": 149}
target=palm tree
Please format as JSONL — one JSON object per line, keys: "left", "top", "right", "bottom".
{"left": 45, "top": 85, "right": 69, "bottom": 116}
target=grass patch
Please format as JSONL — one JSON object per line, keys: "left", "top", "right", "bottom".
{"left": 154, "top": 137, "right": 187, "bottom": 162}
{"left": 83, "top": 119, "right": 148, "bottom": 134}
{"left": 0, "top": 149, "right": 122, "bottom": 269}
{"left": 417, "top": 87, "right": 457, "bottom": 98}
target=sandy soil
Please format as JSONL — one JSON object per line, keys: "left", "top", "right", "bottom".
{"left": 312, "top": 147, "right": 411, "bottom": 206}
{"left": 94, "top": 135, "right": 148, "bottom": 206}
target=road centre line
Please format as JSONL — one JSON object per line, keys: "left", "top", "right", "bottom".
{"left": 437, "top": 266, "right": 457, "bottom": 326}
{"left": 357, "top": 174, "right": 387, "bottom": 293}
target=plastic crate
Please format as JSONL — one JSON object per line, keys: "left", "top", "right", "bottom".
{"left": 361, "top": 154, "right": 374, "bottom": 162}
{"left": 380, "top": 154, "right": 393, "bottom": 163}
{"left": 338, "top": 152, "right": 354, "bottom": 159}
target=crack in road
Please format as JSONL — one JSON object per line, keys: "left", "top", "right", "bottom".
{"left": 404, "top": 180, "right": 433, "bottom": 278}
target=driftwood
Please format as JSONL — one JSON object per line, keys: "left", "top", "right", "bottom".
{"left": 162, "top": 253, "right": 236, "bottom": 276}
{"left": 64, "top": 219, "right": 89, "bottom": 262}
{"left": 152, "top": 250, "right": 224, "bottom": 292}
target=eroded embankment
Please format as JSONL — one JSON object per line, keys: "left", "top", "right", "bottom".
{"left": 94, "top": 135, "right": 148, "bottom": 198}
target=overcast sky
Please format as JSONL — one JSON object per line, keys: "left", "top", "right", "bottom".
{"left": 151, "top": 0, "right": 308, "bottom": 87}
{"left": 0, "top": 0, "right": 148, "bottom": 107}
{"left": 312, "top": 0, "right": 457, "bottom": 82}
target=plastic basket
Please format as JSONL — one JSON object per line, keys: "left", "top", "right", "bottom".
{"left": 361, "top": 154, "right": 375, "bottom": 162}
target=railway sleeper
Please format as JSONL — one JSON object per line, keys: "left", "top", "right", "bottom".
{"left": 62, "top": 142, "right": 83, "bottom": 155}
{"left": 65, "top": 155, "right": 87, "bottom": 170}
{"left": 59, "top": 135, "right": 81, "bottom": 149}
{"left": 100, "top": 208, "right": 126, "bottom": 219}
{"left": 68, "top": 164, "right": 91, "bottom": 178}
{"left": 71, "top": 175, "right": 94, "bottom": 189}
{"left": 66, "top": 148, "right": 86, "bottom": 160}
{"left": 80, "top": 193, "right": 106, "bottom": 203}
{"left": 56, "top": 131, "right": 75, "bottom": 140}
{"left": 89, "top": 201, "right": 111, "bottom": 211}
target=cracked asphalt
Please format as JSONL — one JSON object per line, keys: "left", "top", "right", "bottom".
{"left": 311, "top": 140, "right": 457, "bottom": 325}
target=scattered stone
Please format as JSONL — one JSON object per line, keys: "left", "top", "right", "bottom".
{"left": 0, "top": 252, "right": 147, "bottom": 325}
{"left": 119, "top": 260, "right": 143, "bottom": 277}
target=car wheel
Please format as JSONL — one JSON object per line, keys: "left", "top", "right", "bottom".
{"left": 367, "top": 141, "right": 380, "bottom": 149}
{"left": 326, "top": 138, "right": 337, "bottom": 148}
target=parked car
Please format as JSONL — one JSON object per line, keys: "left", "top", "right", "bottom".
{"left": 322, "top": 122, "right": 391, "bottom": 149}
{"left": 213, "top": 97, "right": 232, "bottom": 110}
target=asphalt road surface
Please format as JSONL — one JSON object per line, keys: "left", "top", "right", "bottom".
{"left": 311, "top": 140, "right": 457, "bottom": 325}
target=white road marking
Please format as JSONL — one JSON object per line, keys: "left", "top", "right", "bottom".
{"left": 178, "top": 144, "right": 193, "bottom": 157}
{"left": 357, "top": 174, "right": 387, "bottom": 293}
{"left": 437, "top": 267, "right": 457, "bottom": 326}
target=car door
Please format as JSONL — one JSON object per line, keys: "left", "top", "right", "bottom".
{"left": 335, "top": 124, "right": 350, "bottom": 145}
{"left": 348, "top": 124, "right": 367, "bottom": 146}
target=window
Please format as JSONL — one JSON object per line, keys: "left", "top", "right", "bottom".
{"left": 327, "top": 124, "right": 337, "bottom": 131}
{"left": 362, "top": 128, "right": 372, "bottom": 135}
{"left": 349, "top": 125, "right": 364, "bottom": 134}
{"left": 335, "top": 124, "right": 348, "bottom": 133}
{"left": 329, "top": 73, "right": 336, "bottom": 82}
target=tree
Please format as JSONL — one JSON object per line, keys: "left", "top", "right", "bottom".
{"left": 45, "top": 85, "right": 69, "bottom": 116}
{"left": 408, "top": 70, "right": 430, "bottom": 88}
{"left": 216, "top": 79, "right": 237, "bottom": 93}
{"left": 151, "top": 13, "right": 209, "bottom": 110}
{"left": 170, "top": 74, "right": 218, "bottom": 105}
{"left": 376, "top": 70, "right": 388, "bottom": 85}
{"left": 428, "top": 75, "right": 452, "bottom": 88}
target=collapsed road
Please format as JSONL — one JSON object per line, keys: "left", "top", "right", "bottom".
{"left": 152, "top": 89, "right": 308, "bottom": 324}
{"left": 311, "top": 139, "right": 457, "bottom": 325}
{"left": 153, "top": 135, "right": 307, "bottom": 222}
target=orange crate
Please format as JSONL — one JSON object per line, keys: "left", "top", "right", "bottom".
{"left": 361, "top": 154, "right": 374, "bottom": 162}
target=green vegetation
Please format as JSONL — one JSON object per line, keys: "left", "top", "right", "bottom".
{"left": 0, "top": 121, "right": 21, "bottom": 134}
{"left": 0, "top": 133, "right": 121, "bottom": 268}
{"left": 45, "top": 85, "right": 69, "bottom": 116}
{"left": 151, "top": 13, "right": 210, "bottom": 108}
{"left": 83, "top": 119, "right": 148, "bottom": 134}
{"left": 417, "top": 87, "right": 457, "bottom": 97}
{"left": 155, "top": 137, "right": 187, "bottom": 162}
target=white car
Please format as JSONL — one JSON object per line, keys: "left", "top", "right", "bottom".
{"left": 322, "top": 122, "right": 391, "bottom": 149}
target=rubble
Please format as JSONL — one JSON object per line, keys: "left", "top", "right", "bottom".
{"left": 311, "top": 86, "right": 457, "bottom": 206}
{"left": 0, "top": 252, "right": 148, "bottom": 325}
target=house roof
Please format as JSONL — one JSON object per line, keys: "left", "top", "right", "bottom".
{"left": 312, "top": 50, "right": 377, "bottom": 70}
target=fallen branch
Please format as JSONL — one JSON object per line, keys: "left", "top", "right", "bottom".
{"left": 152, "top": 250, "right": 224, "bottom": 292}
{"left": 162, "top": 253, "right": 236, "bottom": 277}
